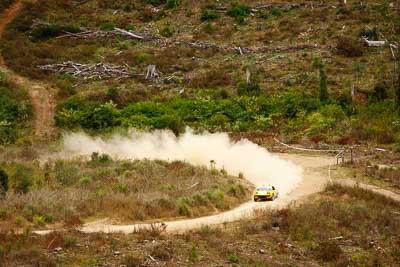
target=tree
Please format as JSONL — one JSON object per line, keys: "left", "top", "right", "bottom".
{"left": 312, "top": 57, "right": 329, "bottom": 103}
{"left": 319, "top": 68, "right": 329, "bottom": 103}
{"left": 0, "top": 168, "right": 8, "bottom": 193}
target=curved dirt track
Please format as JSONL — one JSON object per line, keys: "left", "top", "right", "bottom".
{"left": 0, "top": 1, "right": 55, "bottom": 138}
{"left": 35, "top": 153, "right": 335, "bottom": 235}
{"left": 35, "top": 153, "right": 400, "bottom": 235}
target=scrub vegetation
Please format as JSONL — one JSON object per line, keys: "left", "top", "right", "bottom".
{"left": 1, "top": 183, "right": 399, "bottom": 266}
{"left": 0, "top": 156, "right": 251, "bottom": 231}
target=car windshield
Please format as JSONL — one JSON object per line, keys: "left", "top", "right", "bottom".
{"left": 256, "top": 186, "right": 273, "bottom": 190}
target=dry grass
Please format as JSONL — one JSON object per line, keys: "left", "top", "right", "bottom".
{"left": 1, "top": 182, "right": 399, "bottom": 266}
{"left": 0, "top": 158, "right": 252, "bottom": 231}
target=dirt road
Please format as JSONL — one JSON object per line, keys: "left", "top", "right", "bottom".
{"left": 35, "top": 153, "right": 335, "bottom": 235}
{"left": 0, "top": 1, "right": 55, "bottom": 138}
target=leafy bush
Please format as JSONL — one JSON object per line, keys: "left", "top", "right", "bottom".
{"left": 135, "top": 52, "right": 150, "bottom": 63}
{"left": 99, "top": 22, "right": 116, "bottom": 31}
{"left": 160, "top": 25, "right": 174, "bottom": 37}
{"left": 237, "top": 81, "right": 261, "bottom": 96}
{"left": 177, "top": 197, "right": 191, "bottom": 216}
{"left": 0, "top": 82, "right": 32, "bottom": 145}
{"left": 227, "top": 252, "right": 239, "bottom": 263}
{"left": 147, "top": 0, "right": 165, "bottom": 6}
{"left": 201, "top": 9, "right": 220, "bottom": 21}
{"left": 0, "top": 168, "right": 8, "bottom": 193}
{"left": 271, "top": 7, "right": 282, "bottom": 17}
{"left": 166, "top": 0, "right": 178, "bottom": 9}
{"left": 11, "top": 165, "right": 33, "bottom": 193}
{"left": 31, "top": 24, "right": 61, "bottom": 41}
{"left": 227, "top": 3, "right": 251, "bottom": 19}
{"left": 306, "top": 105, "right": 346, "bottom": 137}
{"left": 56, "top": 90, "right": 320, "bottom": 133}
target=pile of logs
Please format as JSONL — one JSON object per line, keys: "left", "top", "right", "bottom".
{"left": 38, "top": 62, "right": 131, "bottom": 80}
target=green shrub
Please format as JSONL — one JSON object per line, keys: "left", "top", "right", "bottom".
{"left": 201, "top": 9, "right": 220, "bottom": 21}
{"left": 271, "top": 7, "right": 282, "bottom": 17}
{"left": 177, "top": 197, "right": 191, "bottom": 216}
{"left": 0, "top": 168, "right": 8, "bottom": 193}
{"left": 43, "top": 213, "right": 54, "bottom": 223}
{"left": 319, "top": 68, "right": 328, "bottom": 103}
{"left": 135, "top": 52, "right": 150, "bottom": 63}
{"left": 227, "top": 3, "right": 251, "bottom": 19}
{"left": 227, "top": 252, "right": 239, "bottom": 263}
{"left": 160, "top": 25, "right": 174, "bottom": 37}
{"left": 114, "top": 183, "right": 128, "bottom": 194}
{"left": 79, "top": 176, "right": 92, "bottom": 186}
{"left": 237, "top": 81, "right": 261, "bottom": 96}
{"left": 64, "top": 236, "right": 77, "bottom": 248}
{"left": 100, "top": 22, "right": 117, "bottom": 31}
{"left": 147, "top": 0, "right": 165, "bottom": 6}
{"left": 306, "top": 104, "right": 345, "bottom": 137}
{"left": 166, "top": 0, "right": 178, "bottom": 9}
{"left": 11, "top": 165, "right": 33, "bottom": 193}
{"left": 31, "top": 24, "right": 61, "bottom": 41}
{"left": 33, "top": 215, "right": 45, "bottom": 226}
{"left": 189, "top": 246, "right": 199, "bottom": 262}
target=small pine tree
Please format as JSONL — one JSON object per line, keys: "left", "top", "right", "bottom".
{"left": 0, "top": 168, "right": 8, "bottom": 193}
{"left": 396, "top": 70, "right": 400, "bottom": 109}
{"left": 319, "top": 68, "right": 329, "bottom": 103}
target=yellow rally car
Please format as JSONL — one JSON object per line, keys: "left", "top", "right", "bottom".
{"left": 253, "top": 185, "right": 278, "bottom": 201}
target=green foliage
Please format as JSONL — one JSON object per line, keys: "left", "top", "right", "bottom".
{"left": 56, "top": 90, "right": 320, "bottom": 133}
{"left": 31, "top": 24, "right": 61, "bottom": 41}
{"left": 227, "top": 3, "right": 251, "bottom": 19}
{"left": 0, "top": 168, "right": 8, "bottom": 193}
{"left": 43, "top": 213, "right": 54, "bottom": 223}
{"left": 64, "top": 236, "right": 77, "bottom": 248}
{"left": 237, "top": 81, "right": 261, "bottom": 96}
{"left": 227, "top": 252, "right": 239, "bottom": 263}
{"left": 0, "top": 77, "right": 32, "bottom": 145}
{"left": 160, "top": 25, "right": 174, "bottom": 37}
{"left": 147, "top": 0, "right": 165, "bottom": 6}
{"left": 201, "top": 9, "right": 219, "bottom": 21}
{"left": 177, "top": 197, "right": 191, "bottom": 216}
{"left": 135, "top": 52, "right": 150, "bottom": 63}
{"left": 11, "top": 165, "right": 33, "bottom": 193}
{"left": 33, "top": 215, "right": 45, "bottom": 226}
{"left": 319, "top": 68, "right": 328, "bottom": 103}
{"left": 99, "top": 22, "right": 116, "bottom": 31}
{"left": 306, "top": 105, "right": 345, "bottom": 137}
{"left": 189, "top": 245, "right": 199, "bottom": 262}
{"left": 90, "top": 152, "right": 112, "bottom": 163}
{"left": 31, "top": 23, "right": 80, "bottom": 41}
{"left": 79, "top": 175, "right": 92, "bottom": 186}
{"left": 166, "top": 0, "right": 178, "bottom": 9}
{"left": 271, "top": 7, "right": 282, "bottom": 17}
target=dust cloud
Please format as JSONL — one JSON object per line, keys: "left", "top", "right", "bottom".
{"left": 61, "top": 129, "right": 303, "bottom": 196}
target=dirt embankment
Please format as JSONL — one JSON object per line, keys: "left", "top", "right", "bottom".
{"left": 0, "top": 1, "right": 55, "bottom": 138}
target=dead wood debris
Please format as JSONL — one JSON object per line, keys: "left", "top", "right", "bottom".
{"left": 38, "top": 61, "right": 131, "bottom": 80}
{"left": 58, "top": 27, "right": 331, "bottom": 54}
